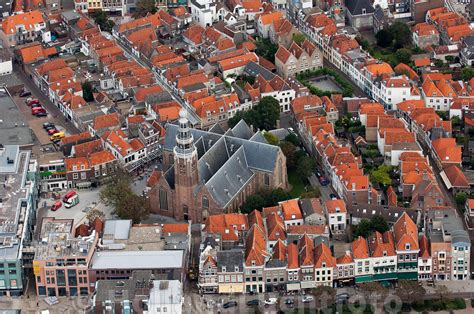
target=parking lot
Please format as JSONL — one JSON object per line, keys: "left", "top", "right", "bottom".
{"left": 37, "top": 188, "right": 114, "bottom": 229}
{"left": 12, "top": 94, "right": 69, "bottom": 146}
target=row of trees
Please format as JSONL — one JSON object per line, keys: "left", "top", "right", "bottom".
{"left": 352, "top": 215, "right": 389, "bottom": 238}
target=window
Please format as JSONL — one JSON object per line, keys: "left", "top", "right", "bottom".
{"left": 202, "top": 196, "right": 209, "bottom": 209}
{"left": 264, "top": 174, "right": 270, "bottom": 186}
{"left": 73, "top": 173, "right": 78, "bottom": 180}
{"left": 159, "top": 188, "right": 168, "bottom": 210}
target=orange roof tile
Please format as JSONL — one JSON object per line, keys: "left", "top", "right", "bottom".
{"left": 280, "top": 199, "right": 302, "bottom": 220}
{"left": 314, "top": 242, "right": 336, "bottom": 268}
{"left": 432, "top": 138, "right": 461, "bottom": 164}
{"left": 259, "top": 12, "right": 283, "bottom": 25}
{"left": 336, "top": 252, "right": 354, "bottom": 264}
{"left": 89, "top": 150, "right": 115, "bottom": 166}
{"left": 365, "top": 63, "right": 394, "bottom": 77}
{"left": 65, "top": 157, "right": 90, "bottom": 171}
{"left": 287, "top": 243, "right": 299, "bottom": 269}
{"left": 93, "top": 112, "right": 121, "bottom": 130}
{"left": 162, "top": 223, "right": 189, "bottom": 233}
{"left": 351, "top": 236, "right": 369, "bottom": 259}
{"left": 325, "top": 199, "right": 346, "bottom": 214}
{"left": 287, "top": 224, "right": 328, "bottom": 235}
{"left": 393, "top": 213, "right": 419, "bottom": 251}
{"left": 2, "top": 11, "right": 44, "bottom": 35}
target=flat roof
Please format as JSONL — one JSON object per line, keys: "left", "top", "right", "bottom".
{"left": 0, "top": 146, "right": 31, "bottom": 260}
{"left": 0, "top": 88, "right": 34, "bottom": 146}
{"left": 91, "top": 250, "right": 184, "bottom": 270}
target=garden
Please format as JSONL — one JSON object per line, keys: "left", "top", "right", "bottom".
{"left": 297, "top": 68, "right": 354, "bottom": 98}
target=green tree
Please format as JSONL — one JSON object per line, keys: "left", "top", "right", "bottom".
{"left": 255, "top": 37, "right": 278, "bottom": 63}
{"left": 356, "top": 36, "right": 370, "bottom": 51}
{"left": 263, "top": 131, "right": 279, "bottom": 145}
{"left": 100, "top": 168, "right": 149, "bottom": 223}
{"left": 434, "top": 59, "right": 444, "bottom": 67}
{"left": 133, "top": 0, "right": 157, "bottom": 18}
{"left": 292, "top": 32, "right": 306, "bottom": 46}
{"left": 228, "top": 110, "right": 246, "bottom": 128}
{"left": 375, "top": 29, "right": 393, "bottom": 48}
{"left": 81, "top": 81, "right": 94, "bottom": 102}
{"left": 285, "top": 133, "right": 301, "bottom": 146}
{"left": 240, "top": 194, "right": 266, "bottom": 213}
{"left": 353, "top": 219, "right": 373, "bottom": 238}
{"left": 395, "top": 48, "right": 412, "bottom": 65}
{"left": 296, "top": 155, "right": 316, "bottom": 178}
{"left": 253, "top": 96, "right": 281, "bottom": 130}
{"left": 300, "top": 187, "right": 321, "bottom": 198}
{"left": 461, "top": 67, "right": 474, "bottom": 81}
{"left": 91, "top": 10, "right": 115, "bottom": 33}
{"left": 266, "top": 188, "right": 292, "bottom": 205}
{"left": 390, "top": 22, "right": 411, "bottom": 49}
{"left": 279, "top": 141, "right": 297, "bottom": 169}
{"left": 353, "top": 215, "right": 389, "bottom": 238}
{"left": 370, "top": 215, "right": 390, "bottom": 233}
{"left": 455, "top": 192, "right": 468, "bottom": 208}
{"left": 370, "top": 165, "right": 392, "bottom": 186}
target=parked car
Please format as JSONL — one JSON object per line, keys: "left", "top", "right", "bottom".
{"left": 26, "top": 98, "right": 40, "bottom": 106}
{"left": 47, "top": 128, "right": 60, "bottom": 135}
{"left": 50, "top": 132, "right": 65, "bottom": 141}
{"left": 35, "top": 111, "right": 48, "bottom": 117}
{"left": 32, "top": 107, "right": 46, "bottom": 115}
{"left": 302, "top": 296, "right": 314, "bottom": 303}
{"left": 284, "top": 299, "right": 295, "bottom": 305}
{"left": 246, "top": 299, "right": 260, "bottom": 306}
{"left": 19, "top": 89, "right": 31, "bottom": 97}
{"left": 63, "top": 190, "right": 77, "bottom": 203}
{"left": 31, "top": 103, "right": 42, "bottom": 108}
{"left": 319, "top": 176, "right": 329, "bottom": 186}
{"left": 264, "top": 298, "right": 278, "bottom": 305}
{"left": 223, "top": 301, "right": 237, "bottom": 309}
{"left": 51, "top": 201, "right": 62, "bottom": 211}
{"left": 330, "top": 193, "right": 337, "bottom": 200}
{"left": 43, "top": 122, "right": 55, "bottom": 129}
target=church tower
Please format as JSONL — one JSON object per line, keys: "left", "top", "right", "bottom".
{"left": 174, "top": 109, "right": 199, "bottom": 221}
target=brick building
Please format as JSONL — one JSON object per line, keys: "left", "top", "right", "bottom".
{"left": 149, "top": 111, "right": 288, "bottom": 222}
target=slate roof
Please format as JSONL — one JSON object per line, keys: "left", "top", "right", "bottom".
{"left": 217, "top": 250, "right": 244, "bottom": 272}
{"left": 346, "top": 0, "right": 375, "bottom": 16}
{"left": 163, "top": 120, "right": 282, "bottom": 207}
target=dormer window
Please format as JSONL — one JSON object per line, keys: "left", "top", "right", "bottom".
{"left": 234, "top": 266, "right": 239, "bottom": 272}
{"left": 322, "top": 262, "right": 326, "bottom": 268}
{"left": 383, "top": 251, "right": 387, "bottom": 257}
{"left": 252, "top": 260, "right": 256, "bottom": 266}
{"left": 222, "top": 266, "right": 226, "bottom": 272}
{"left": 405, "top": 243, "right": 411, "bottom": 250}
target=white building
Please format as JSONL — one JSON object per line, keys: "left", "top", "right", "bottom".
{"left": 190, "top": 0, "right": 217, "bottom": 27}
{"left": 280, "top": 199, "right": 304, "bottom": 227}
{"left": 0, "top": 55, "right": 12, "bottom": 76}
{"left": 324, "top": 199, "right": 347, "bottom": 234}
{"left": 147, "top": 280, "right": 183, "bottom": 314}
{"left": 380, "top": 76, "right": 421, "bottom": 110}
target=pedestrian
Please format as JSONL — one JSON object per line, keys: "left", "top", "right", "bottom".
{"left": 27, "top": 294, "right": 29, "bottom": 299}
{"left": 36, "top": 301, "right": 39, "bottom": 307}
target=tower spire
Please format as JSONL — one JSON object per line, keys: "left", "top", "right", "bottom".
{"left": 174, "top": 109, "right": 196, "bottom": 157}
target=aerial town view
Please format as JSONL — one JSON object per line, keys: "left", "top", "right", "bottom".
{"left": 0, "top": 0, "right": 473, "bottom": 312}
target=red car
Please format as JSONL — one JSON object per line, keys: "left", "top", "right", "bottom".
{"left": 47, "top": 128, "right": 60, "bottom": 135}
{"left": 51, "top": 201, "right": 62, "bottom": 211}
{"left": 27, "top": 98, "right": 40, "bottom": 106}
{"left": 32, "top": 106, "right": 45, "bottom": 114}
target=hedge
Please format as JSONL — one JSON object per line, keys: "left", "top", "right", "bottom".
{"left": 296, "top": 68, "right": 354, "bottom": 97}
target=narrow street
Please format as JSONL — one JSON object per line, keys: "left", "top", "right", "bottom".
{"left": 13, "top": 66, "right": 80, "bottom": 135}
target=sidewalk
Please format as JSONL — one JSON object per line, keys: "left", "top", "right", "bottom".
{"left": 0, "top": 295, "right": 89, "bottom": 313}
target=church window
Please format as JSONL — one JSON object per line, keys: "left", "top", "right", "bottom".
{"left": 278, "top": 159, "right": 283, "bottom": 184}
{"left": 159, "top": 188, "right": 168, "bottom": 210}
{"left": 264, "top": 174, "right": 270, "bottom": 186}
{"left": 202, "top": 196, "right": 209, "bottom": 209}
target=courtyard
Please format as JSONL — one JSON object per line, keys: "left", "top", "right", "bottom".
{"left": 308, "top": 75, "right": 343, "bottom": 93}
